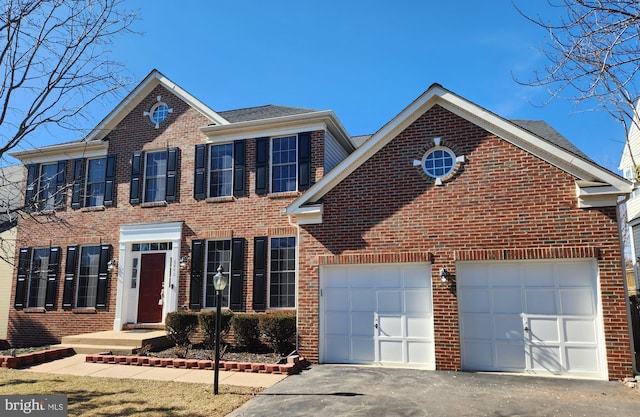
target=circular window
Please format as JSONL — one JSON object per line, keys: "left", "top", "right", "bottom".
{"left": 422, "top": 147, "right": 455, "bottom": 178}
{"left": 150, "top": 103, "right": 169, "bottom": 125}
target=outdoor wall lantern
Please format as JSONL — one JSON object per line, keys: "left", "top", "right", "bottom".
{"left": 439, "top": 267, "right": 450, "bottom": 283}
{"left": 179, "top": 255, "right": 189, "bottom": 270}
{"left": 107, "top": 259, "right": 118, "bottom": 271}
{"left": 213, "top": 265, "right": 228, "bottom": 395}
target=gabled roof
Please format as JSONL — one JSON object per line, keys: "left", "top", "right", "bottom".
{"left": 510, "top": 120, "right": 592, "bottom": 162}
{"left": 84, "top": 69, "right": 229, "bottom": 142}
{"left": 286, "top": 84, "right": 632, "bottom": 219}
{"left": 218, "top": 105, "right": 317, "bottom": 123}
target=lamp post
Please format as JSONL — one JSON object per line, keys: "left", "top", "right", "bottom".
{"left": 213, "top": 265, "right": 228, "bottom": 395}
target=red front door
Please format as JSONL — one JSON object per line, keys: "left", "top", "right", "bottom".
{"left": 137, "top": 253, "right": 165, "bottom": 323}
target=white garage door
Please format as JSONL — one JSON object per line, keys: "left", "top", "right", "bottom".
{"left": 457, "top": 260, "right": 606, "bottom": 379}
{"left": 320, "top": 263, "right": 435, "bottom": 369}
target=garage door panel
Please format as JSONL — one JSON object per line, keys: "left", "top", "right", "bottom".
{"left": 407, "top": 316, "right": 433, "bottom": 339}
{"left": 325, "top": 312, "right": 349, "bottom": 335}
{"left": 462, "top": 341, "right": 493, "bottom": 370}
{"left": 458, "top": 260, "right": 605, "bottom": 379}
{"left": 529, "top": 317, "right": 560, "bottom": 342}
{"left": 321, "top": 263, "right": 434, "bottom": 369}
{"left": 459, "top": 289, "right": 491, "bottom": 313}
{"left": 494, "top": 316, "right": 524, "bottom": 341}
{"left": 493, "top": 289, "right": 521, "bottom": 313}
{"left": 563, "top": 318, "right": 597, "bottom": 343}
{"left": 529, "top": 346, "right": 562, "bottom": 373}
{"left": 352, "top": 314, "right": 374, "bottom": 336}
{"left": 351, "top": 289, "right": 374, "bottom": 311}
{"left": 560, "top": 289, "right": 594, "bottom": 315}
{"left": 496, "top": 343, "right": 526, "bottom": 369}
{"left": 351, "top": 338, "right": 375, "bottom": 362}
{"left": 406, "top": 290, "right": 431, "bottom": 313}
{"left": 377, "top": 290, "right": 402, "bottom": 313}
{"left": 461, "top": 315, "right": 493, "bottom": 339}
{"left": 526, "top": 290, "right": 558, "bottom": 315}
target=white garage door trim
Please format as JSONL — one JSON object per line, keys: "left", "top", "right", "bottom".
{"left": 457, "top": 259, "right": 607, "bottom": 380}
{"left": 320, "top": 263, "right": 435, "bottom": 369}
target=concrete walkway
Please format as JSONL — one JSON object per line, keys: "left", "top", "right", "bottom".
{"left": 22, "top": 354, "right": 287, "bottom": 388}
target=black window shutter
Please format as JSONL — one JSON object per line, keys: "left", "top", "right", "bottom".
{"left": 252, "top": 236, "right": 267, "bottom": 311}
{"left": 62, "top": 245, "right": 78, "bottom": 309}
{"left": 130, "top": 150, "right": 143, "bottom": 204}
{"left": 230, "top": 237, "right": 245, "bottom": 310}
{"left": 55, "top": 161, "right": 67, "bottom": 208}
{"left": 95, "top": 244, "right": 111, "bottom": 309}
{"left": 255, "top": 138, "right": 269, "bottom": 195}
{"left": 104, "top": 155, "right": 116, "bottom": 206}
{"left": 233, "top": 140, "right": 246, "bottom": 197}
{"left": 14, "top": 247, "right": 31, "bottom": 309}
{"left": 194, "top": 144, "right": 207, "bottom": 200}
{"left": 44, "top": 246, "right": 61, "bottom": 310}
{"left": 189, "top": 239, "right": 205, "bottom": 310}
{"left": 25, "top": 164, "right": 38, "bottom": 211}
{"left": 298, "top": 132, "right": 312, "bottom": 190}
{"left": 165, "top": 147, "right": 178, "bottom": 202}
{"left": 71, "top": 159, "right": 84, "bottom": 209}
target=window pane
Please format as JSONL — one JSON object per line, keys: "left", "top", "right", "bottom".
{"left": 204, "top": 240, "right": 231, "bottom": 308}
{"left": 40, "top": 163, "right": 59, "bottom": 210}
{"left": 27, "top": 248, "right": 49, "bottom": 308}
{"left": 144, "top": 151, "right": 167, "bottom": 202}
{"left": 209, "top": 144, "right": 233, "bottom": 197}
{"left": 271, "top": 136, "right": 297, "bottom": 193}
{"left": 86, "top": 158, "right": 107, "bottom": 207}
{"left": 76, "top": 246, "right": 100, "bottom": 308}
{"left": 269, "top": 237, "right": 296, "bottom": 308}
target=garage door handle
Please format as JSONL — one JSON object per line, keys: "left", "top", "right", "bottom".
{"left": 374, "top": 323, "right": 378, "bottom": 329}
{"left": 524, "top": 326, "right": 530, "bottom": 332}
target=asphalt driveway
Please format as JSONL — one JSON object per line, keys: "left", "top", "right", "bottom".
{"left": 227, "top": 365, "right": 639, "bottom": 417}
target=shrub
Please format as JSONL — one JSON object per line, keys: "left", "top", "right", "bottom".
{"left": 231, "top": 313, "right": 262, "bottom": 350}
{"left": 259, "top": 311, "right": 296, "bottom": 355}
{"left": 198, "top": 310, "right": 234, "bottom": 350}
{"left": 165, "top": 311, "right": 199, "bottom": 347}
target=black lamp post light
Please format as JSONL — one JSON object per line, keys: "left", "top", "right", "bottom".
{"left": 212, "top": 265, "right": 228, "bottom": 395}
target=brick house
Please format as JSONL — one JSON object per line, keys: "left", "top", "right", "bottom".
{"left": 8, "top": 70, "right": 634, "bottom": 380}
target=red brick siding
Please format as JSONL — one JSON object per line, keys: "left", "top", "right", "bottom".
{"left": 296, "top": 104, "right": 632, "bottom": 379}
{"left": 8, "top": 85, "right": 326, "bottom": 347}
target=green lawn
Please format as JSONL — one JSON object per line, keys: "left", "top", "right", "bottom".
{"left": 0, "top": 369, "right": 260, "bottom": 417}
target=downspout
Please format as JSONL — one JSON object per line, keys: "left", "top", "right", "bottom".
{"left": 287, "top": 214, "right": 301, "bottom": 354}
{"left": 616, "top": 193, "right": 637, "bottom": 374}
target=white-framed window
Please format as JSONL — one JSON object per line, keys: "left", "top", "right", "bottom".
{"left": 76, "top": 245, "right": 101, "bottom": 308}
{"left": 271, "top": 135, "right": 297, "bottom": 193}
{"left": 85, "top": 157, "right": 107, "bottom": 207}
{"left": 204, "top": 239, "right": 231, "bottom": 308}
{"left": 209, "top": 143, "right": 233, "bottom": 197}
{"left": 269, "top": 236, "right": 296, "bottom": 308}
{"left": 422, "top": 147, "right": 456, "bottom": 179}
{"left": 144, "top": 150, "right": 168, "bottom": 202}
{"left": 27, "top": 248, "right": 50, "bottom": 308}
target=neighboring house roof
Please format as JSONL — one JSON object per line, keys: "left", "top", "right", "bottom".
{"left": 351, "top": 135, "right": 372, "bottom": 148}
{"left": 510, "top": 120, "right": 592, "bottom": 162}
{"left": 218, "top": 105, "right": 317, "bottom": 123}
{"left": 286, "top": 83, "right": 632, "bottom": 221}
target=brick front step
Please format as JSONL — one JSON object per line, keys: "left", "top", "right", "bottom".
{"left": 0, "top": 347, "right": 75, "bottom": 369}
{"left": 84, "top": 353, "right": 309, "bottom": 375}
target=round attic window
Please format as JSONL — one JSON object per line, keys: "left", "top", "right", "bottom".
{"left": 422, "top": 147, "right": 456, "bottom": 178}
{"left": 150, "top": 102, "right": 169, "bottom": 125}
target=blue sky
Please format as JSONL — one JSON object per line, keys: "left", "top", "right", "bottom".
{"left": 23, "top": 1, "right": 627, "bottom": 171}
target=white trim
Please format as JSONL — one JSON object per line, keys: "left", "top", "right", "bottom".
{"left": 200, "top": 110, "right": 355, "bottom": 152}
{"left": 87, "top": 70, "right": 228, "bottom": 143}
{"left": 113, "top": 221, "right": 182, "bottom": 330}
{"left": 286, "top": 84, "right": 632, "bottom": 215}
{"left": 11, "top": 140, "right": 108, "bottom": 164}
